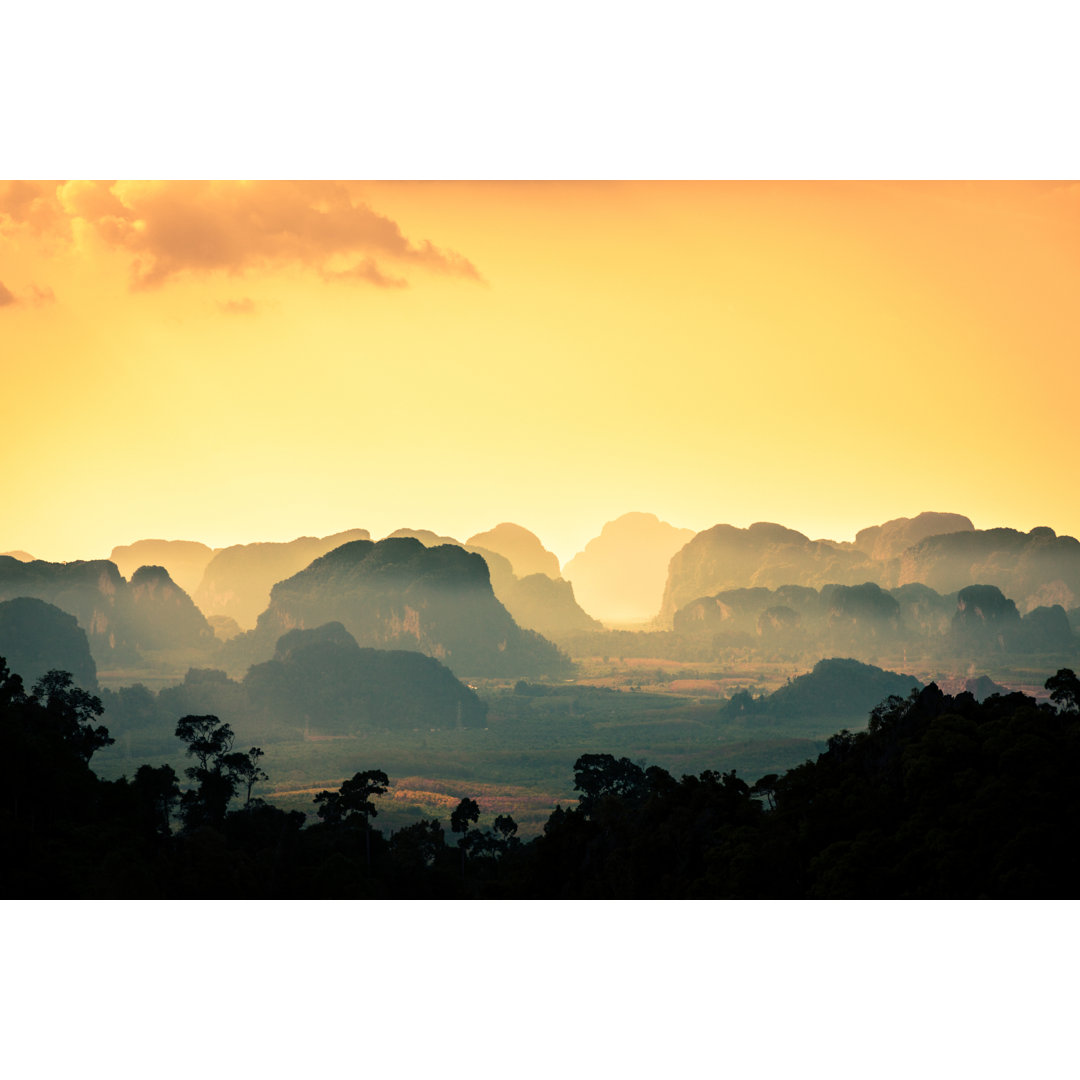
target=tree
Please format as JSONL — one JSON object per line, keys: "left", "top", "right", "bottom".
{"left": 228, "top": 746, "right": 268, "bottom": 806}
{"left": 313, "top": 769, "right": 390, "bottom": 870}
{"left": 174, "top": 714, "right": 264, "bottom": 829}
{"left": 390, "top": 819, "right": 445, "bottom": 873}
{"left": 31, "top": 670, "right": 113, "bottom": 763}
{"left": 1046, "top": 669, "right": 1080, "bottom": 715}
{"left": 132, "top": 763, "right": 180, "bottom": 839}
{"left": 493, "top": 814, "right": 518, "bottom": 844}
{"left": 450, "top": 797, "right": 480, "bottom": 875}
{"left": 572, "top": 753, "right": 649, "bottom": 815}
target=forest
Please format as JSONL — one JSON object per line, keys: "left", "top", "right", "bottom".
{"left": 4, "top": 651, "right": 1077, "bottom": 897}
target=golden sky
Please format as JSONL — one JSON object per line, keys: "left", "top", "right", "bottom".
{"left": 2, "top": 180, "right": 1079, "bottom": 566}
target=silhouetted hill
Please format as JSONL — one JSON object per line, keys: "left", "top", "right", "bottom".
{"left": 109, "top": 540, "right": 216, "bottom": 595}
{"left": 1, "top": 550, "right": 35, "bottom": 562}
{"left": 898, "top": 526, "right": 1080, "bottom": 611}
{"left": 0, "top": 555, "right": 139, "bottom": 666}
{"left": 470, "top": 546, "right": 602, "bottom": 638}
{"left": 244, "top": 622, "right": 487, "bottom": 733}
{"left": 128, "top": 565, "right": 216, "bottom": 650}
{"left": 660, "top": 522, "right": 879, "bottom": 623}
{"left": 853, "top": 511, "right": 974, "bottom": 561}
{"left": 375, "top": 532, "right": 599, "bottom": 640}
{"left": 466, "top": 523, "right": 561, "bottom": 579}
{"left": 564, "top": 512, "right": 695, "bottom": 624}
{"left": 0, "top": 597, "right": 98, "bottom": 690}
{"left": 231, "top": 538, "right": 572, "bottom": 678}
{"left": 193, "top": 528, "right": 371, "bottom": 628}
{"left": 722, "top": 657, "right": 922, "bottom": 725}
{"left": 0, "top": 556, "right": 216, "bottom": 669}
{"left": 385, "top": 527, "right": 461, "bottom": 546}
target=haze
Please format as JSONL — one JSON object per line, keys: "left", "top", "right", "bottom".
{"left": 3, "top": 180, "right": 1079, "bottom": 564}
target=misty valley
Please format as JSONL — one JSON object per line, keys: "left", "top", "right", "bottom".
{"left": 3, "top": 510, "right": 1079, "bottom": 898}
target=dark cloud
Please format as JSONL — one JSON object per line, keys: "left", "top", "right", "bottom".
{"left": 0, "top": 280, "right": 15, "bottom": 307}
{"left": 219, "top": 297, "right": 257, "bottom": 315}
{"left": 43, "top": 181, "right": 483, "bottom": 290}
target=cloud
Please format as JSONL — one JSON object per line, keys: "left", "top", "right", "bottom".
{"left": 0, "top": 181, "right": 67, "bottom": 239}
{"left": 27, "top": 180, "right": 485, "bottom": 290}
{"left": 219, "top": 297, "right": 257, "bottom": 315}
{"left": 0, "top": 280, "right": 57, "bottom": 309}
{"left": 321, "top": 257, "right": 408, "bottom": 289}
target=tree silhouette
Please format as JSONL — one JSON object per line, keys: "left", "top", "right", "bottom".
{"left": 132, "top": 763, "right": 180, "bottom": 839}
{"left": 31, "top": 670, "right": 113, "bottom": 763}
{"left": 1045, "top": 669, "right": 1080, "bottom": 715}
{"left": 313, "top": 769, "right": 389, "bottom": 870}
{"left": 572, "top": 753, "right": 648, "bottom": 815}
{"left": 228, "top": 746, "right": 268, "bottom": 806}
{"left": 174, "top": 714, "right": 264, "bottom": 829}
{"left": 450, "top": 797, "right": 480, "bottom": 875}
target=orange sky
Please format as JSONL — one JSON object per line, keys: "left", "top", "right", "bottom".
{"left": 2, "top": 180, "right": 1079, "bottom": 567}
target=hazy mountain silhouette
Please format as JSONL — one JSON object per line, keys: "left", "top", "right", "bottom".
{"left": 193, "top": 528, "right": 371, "bottom": 628}
{"left": 244, "top": 622, "right": 487, "bottom": 733}
{"left": 128, "top": 565, "right": 216, "bottom": 650}
{"left": 109, "top": 540, "right": 216, "bottom": 596}
{"left": 0, "top": 597, "right": 98, "bottom": 690}
{"left": 898, "top": 526, "right": 1080, "bottom": 612}
{"left": 852, "top": 511, "right": 974, "bottom": 561}
{"left": 722, "top": 657, "right": 922, "bottom": 725}
{"left": 0, "top": 550, "right": 35, "bottom": 562}
{"left": 380, "top": 529, "right": 599, "bottom": 639}
{"left": 0, "top": 556, "right": 216, "bottom": 668}
{"left": 466, "top": 523, "right": 561, "bottom": 579}
{"left": 660, "top": 522, "right": 878, "bottom": 623}
{"left": 230, "top": 537, "right": 572, "bottom": 678}
{"left": 384, "top": 528, "right": 461, "bottom": 546}
{"left": 563, "top": 512, "right": 696, "bottom": 624}
{"left": 469, "top": 546, "right": 602, "bottom": 638}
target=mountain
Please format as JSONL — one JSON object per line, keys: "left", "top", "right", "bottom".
{"left": 0, "top": 556, "right": 215, "bottom": 669}
{"left": 384, "top": 528, "right": 461, "bottom": 546}
{"left": 243, "top": 622, "right": 487, "bottom": 733}
{"left": 1, "top": 551, "right": 35, "bottom": 562}
{"left": 721, "top": 657, "right": 922, "bottom": 726}
{"left": 382, "top": 530, "right": 600, "bottom": 639}
{"left": 0, "top": 597, "right": 98, "bottom": 690}
{"left": 469, "top": 546, "right": 602, "bottom": 638}
{"left": 898, "top": 526, "right": 1080, "bottom": 612}
{"left": 466, "top": 523, "right": 561, "bottom": 579}
{"left": 853, "top": 512, "right": 974, "bottom": 561}
{"left": 128, "top": 565, "right": 216, "bottom": 650}
{"left": 659, "top": 522, "right": 879, "bottom": 623}
{"left": 563, "top": 512, "right": 696, "bottom": 624}
{"left": 950, "top": 584, "right": 1075, "bottom": 655}
{"left": 108, "top": 539, "right": 216, "bottom": 596}
{"left": 193, "top": 528, "right": 370, "bottom": 628}
{"left": 231, "top": 537, "right": 572, "bottom": 678}
{"left": 0, "top": 555, "right": 139, "bottom": 666}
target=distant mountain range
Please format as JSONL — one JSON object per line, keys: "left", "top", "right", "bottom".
{"left": 562, "top": 512, "right": 695, "bottom": 624}
{"left": 4, "top": 509, "right": 1079, "bottom": 681}
{"left": 0, "top": 555, "right": 215, "bottom": 669}
{"left": 659, "top": 513, "right": 1080, "bottom": 625}
{"left": 227, "top": 537, "right": 572, "bottom": 678}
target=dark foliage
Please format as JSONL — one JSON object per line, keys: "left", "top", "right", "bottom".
{"left": 3, "top": 652, "right": 1079, "bottom": 898}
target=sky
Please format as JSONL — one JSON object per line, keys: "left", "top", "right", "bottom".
{"left": 4, "top": 178, "right": 1080, "bottom": 566}
{"left": 3, "top": 179, "right": 1080, "bottom": 566}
